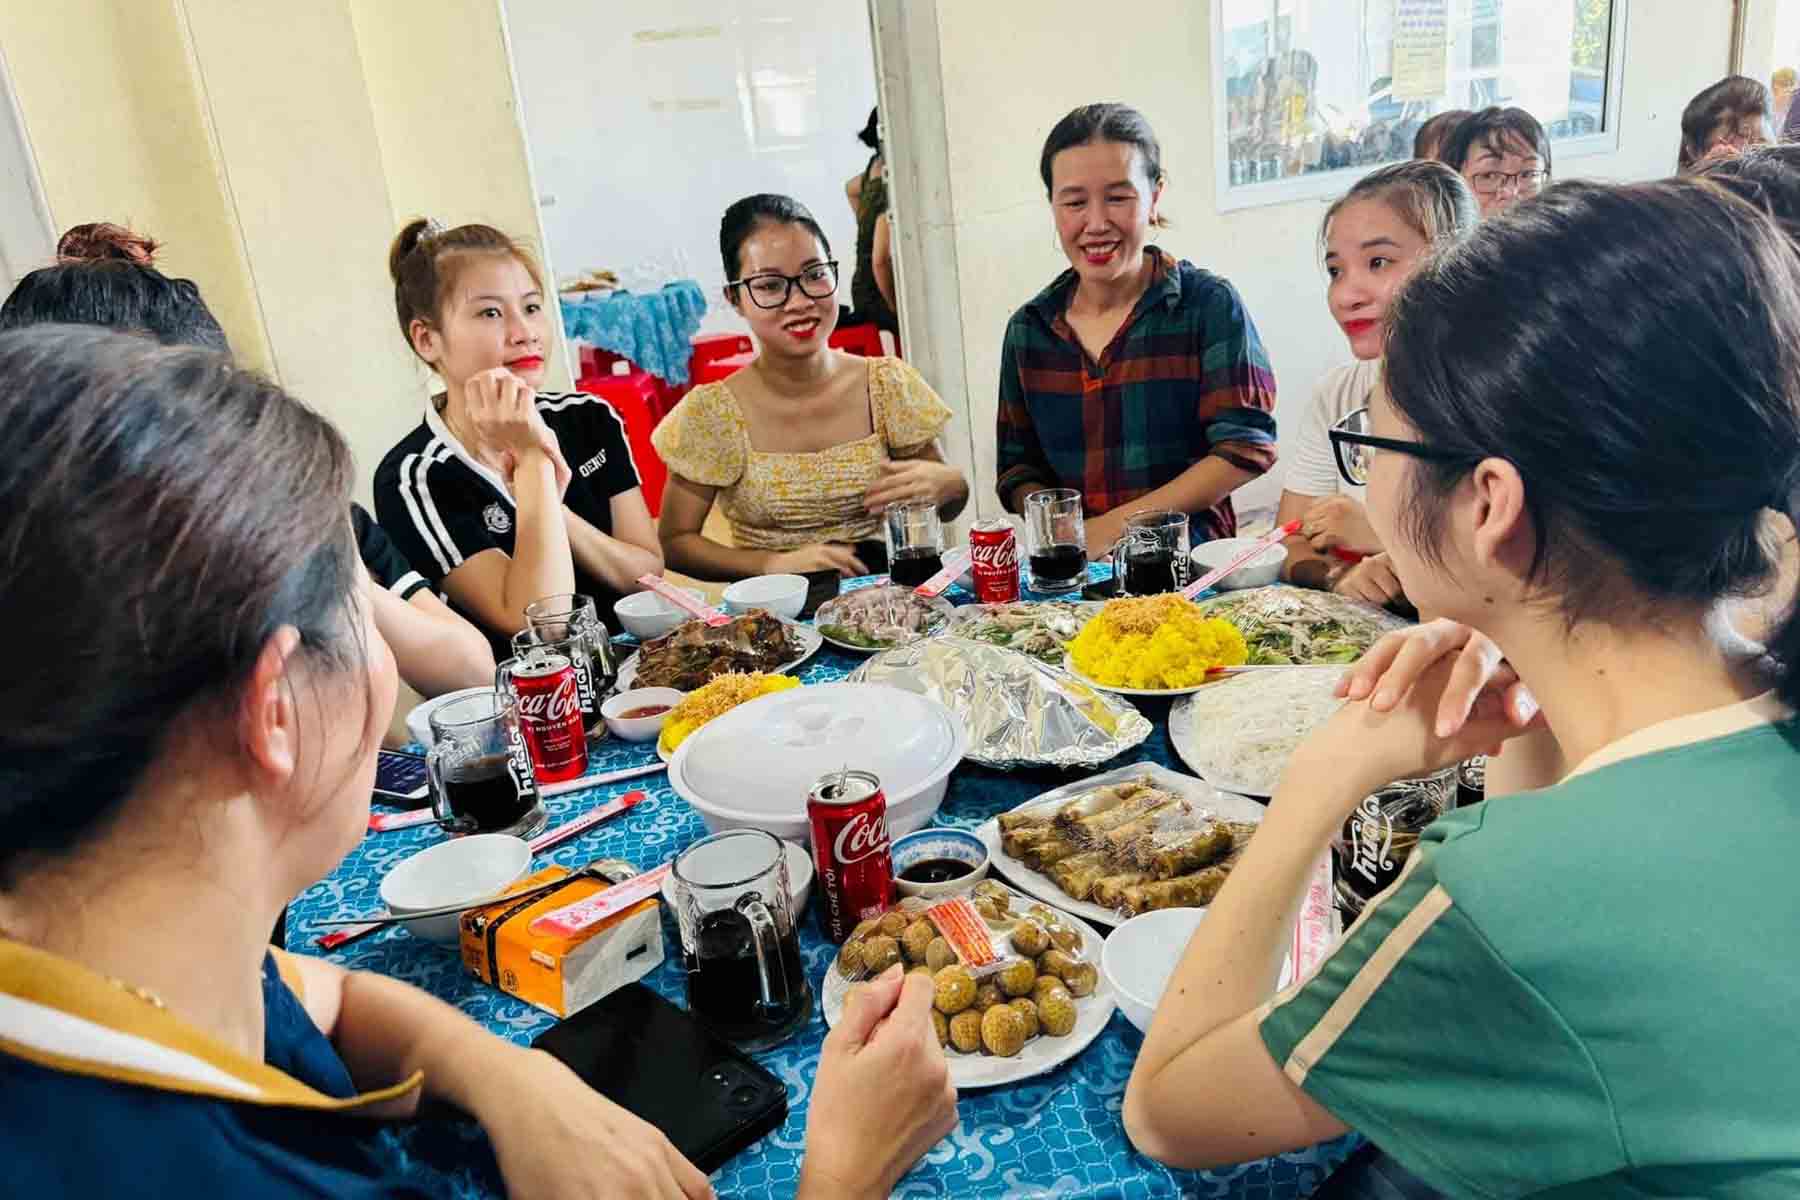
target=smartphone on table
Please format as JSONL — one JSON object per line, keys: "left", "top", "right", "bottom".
{"left": 373, "top": 747, "right": 430, "bottom": 808}
{"left": 532, "top": 983, "right": 789, "bottom": 1173}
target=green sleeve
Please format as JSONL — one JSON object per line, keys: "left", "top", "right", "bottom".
{"left": 1259, "top": 848, "right": 1625, "bottom": 1198}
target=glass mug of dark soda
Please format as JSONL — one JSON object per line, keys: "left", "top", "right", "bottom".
{"left": 511, "top": 624, "right": 605, "bottom": 748}
{"left": 425, "top": 690, "right": 547, "bottom": 839}
{"left": 1115, "top": 509, "right": 1190, "bottom": 596}
{"left": 671, "top": 828, "right": 812, "bottom": 1051}
{"left": 1023, "top": 487, "right": 1087, "bottom": 594}
{"left": 884, "top": 498, "right": 944, "bottom": 588}
{"left": 524, "top": 592, "right": 618, "bottom": 697}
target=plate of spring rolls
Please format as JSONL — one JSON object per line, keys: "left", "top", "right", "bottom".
{"left": 975, "top": 764, "right": 1265, "bottom": 928}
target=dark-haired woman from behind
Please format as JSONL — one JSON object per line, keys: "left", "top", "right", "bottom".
{"left": 375, "top": 219, "right": 661, "bottom": 648}
{"left": 1679, "top": 75, "right": 1772, "bottom": 171}
{"left": 1440, "top": 105, "right": 1550, "bottom": 217}
{"left": 997, "top": 102, "right": 1277, "bottom": 554}
{"left": 1123, "top": 177, "right": 1800, "bottom": 1193}
{"left": 1410, "top": 109, "right": 1469, "bottom": 161}
{"left": 652, "top": 193, "right": 967, "bottom": 582}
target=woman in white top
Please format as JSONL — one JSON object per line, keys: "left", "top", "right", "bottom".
{"left": 1277, "top": 161, "right": 1479, "bottom": 608}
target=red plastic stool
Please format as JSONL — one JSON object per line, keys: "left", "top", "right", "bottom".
{"left": 691, "top": 351, "right": 756, "bottom": 386}
{"left": 579, "top": 370, "right": 668, "bottom": 516}
{"left": 829, "top": 323, "right": 885, "bottom": 358}
{"left": 690, "top": 332, "right": 753, "bottom": 372}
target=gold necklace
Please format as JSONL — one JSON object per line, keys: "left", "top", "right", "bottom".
{"left": 0, "top": 925, "right": 167, "bottom": 1011}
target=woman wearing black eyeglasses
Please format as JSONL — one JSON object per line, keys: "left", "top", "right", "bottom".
{"left": 654, "top": 193, "right": 968, "bottom": 582}
{"left": 1123, "top": 178, "right": 1800, "bottom": 1195}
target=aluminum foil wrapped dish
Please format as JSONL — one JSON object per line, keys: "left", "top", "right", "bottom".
{"left": 848, "top": 636, "right": 1151, "bottom": 769}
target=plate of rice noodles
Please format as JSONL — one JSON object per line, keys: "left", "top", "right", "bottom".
{"left": 1062, "top": 594, "right": 1248, "bottom": 695}
{"left": 1169, "top": 666, "right": 1346, "bottom": 796}
{"left": 656, "top": 672, "right": 801, "bottom": 761}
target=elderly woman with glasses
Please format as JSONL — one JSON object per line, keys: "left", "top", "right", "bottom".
{"left": 1440, "top": 106, "right": 1552, "bottom": 218}
{"left": 653, "top": 193, "right": 967, "bottom": 582}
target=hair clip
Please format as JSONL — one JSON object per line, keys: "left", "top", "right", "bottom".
{"left": 419, "top": 217, "right": 447, "bottom": 244}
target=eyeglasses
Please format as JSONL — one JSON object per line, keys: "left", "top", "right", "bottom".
{"left": 1469, "top": 168, "right": 1547, "bottom": 196}
{"left": 726, "top": 261, "right": 840, "bottom": 309}
{"left": 1328, "top": 406, "right": 1470, "bottom": 487}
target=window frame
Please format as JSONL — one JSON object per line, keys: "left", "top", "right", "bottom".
{"left": 1210, "top": 0, "right": 1632, "bottom": 213}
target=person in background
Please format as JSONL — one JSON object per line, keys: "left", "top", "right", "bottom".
{"left": 1277, "top": 161, "right": 1479, "bottom": 611}
{"left": 653, "top": 194, "right": 966, "bottom": 582}
{"left": 0, "top": 326, "right": 956, "bottom": 1199}
{"left": 997, "top": 102, "right": 1277, "bottom": 552}
{"left": 1122, "top": 177, "right": 1800, "bottom": 1194}
{"left": 1439, "top": 106, "right": 1550, "bottom": 218}
{"left": 844, "top": 107, "right": 898, "bottom": 333}
{"left": 0, "top": 223, "right": 494, "bottom": 700}
{"left": 1679, "top": 75, "right": 1772, "bottom": 171}
{"left": 1771, "top": 66, "right": 1796, "bottom": 133}
{"left": 1410, "top": 109, "right": 1469, "bottom": 161}
{"left": 375, "top": 219, "right": 662, "bottom": 652}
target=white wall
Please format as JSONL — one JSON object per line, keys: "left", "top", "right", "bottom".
{"left": 506, "top": 0, "right": 878, "bottom": 336}
{"left": 908, "top": 0, "right": 1734, "bottom": 518}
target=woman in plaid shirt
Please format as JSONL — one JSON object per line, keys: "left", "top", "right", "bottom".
{"left": 996, "top": 103, "right": 1278, "bottom": 553}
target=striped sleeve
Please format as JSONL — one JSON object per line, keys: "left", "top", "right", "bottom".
{"left": 373, "top": 441, "right": 501, "bottom": 586}
{"left": 1258, "top": 847, "right": 1622, "bottom": 1198}
{"left": 1195, "top": 280, "right": 1278, "bottom": 476}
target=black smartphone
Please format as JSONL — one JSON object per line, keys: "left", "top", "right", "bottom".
{"left": 373, "top": 748, "right": 430, "bottom": 808}
{"left": 799, "top": 569, "right": 841, "bottom": 619}
{"left": 532, "top": 983, "right": 789, "bottom": 1173}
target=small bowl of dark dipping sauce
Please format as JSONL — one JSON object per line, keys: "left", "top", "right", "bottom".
{"left": 602, "top": 687, "right": 683, "bottom": 743}
{"left": 890, "top": 827, "right": 991, "bottom": 899}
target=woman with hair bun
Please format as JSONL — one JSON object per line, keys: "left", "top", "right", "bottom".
{"left": 374, "top": 218, "right": 661, "bottom": 647}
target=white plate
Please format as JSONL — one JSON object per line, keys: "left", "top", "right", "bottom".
{"left": 1060, "top": 656, "right": 1215, "bottom": 698}
{"left": 614, "top": 617, "right": 822, "bottom": 693}
{"left": 814, "top": 590, "right": 954, "bottom": 655}
{"left": 819, "top": 879, "right": 1115, "bottom": 1090}
{"left": 659, "top": 838, "right": 814, "bottom": 916}
{"left": 1167, "top": 670, "right": 1346, "bottom": 797}
{"left": 975, "top": 763, "right": 1265, "bottom": 928}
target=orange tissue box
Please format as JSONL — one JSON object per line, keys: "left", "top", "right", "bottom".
{"left": 459, "top": 864, "right": 664, "bottom": 1018}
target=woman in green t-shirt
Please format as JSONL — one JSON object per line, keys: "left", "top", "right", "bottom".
{"left": 1124, "top": 178, "right": 1800, "bottom": 1196}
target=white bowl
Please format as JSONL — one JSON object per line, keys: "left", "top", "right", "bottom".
{"left": 891, "top": 827, "right": 991, "bottom": 899}
{"left": 602, "top": 687, "right": 683, "bottom": 742}
{"left": 1189, "top": 538, "right": 1287, "bottom": 591}
{"left": 405, "top": 685, "right": 495, "bottom": 749}
{"left": 614, "top": 587, "right": 707, "bottom": 640}
{"left": 660, "top": 838, "right": 815, "bottom": 917}
{"left": 722, "top": 574, "right": 807, "bottom": 620}
{"left": 669, "top": 682, "right": 966, "bottom": 843}
{"left": 1103, "top": 907, "right": 1294, "bottom": 1032}
{"left": 379, "top": 834, "right": 533, "bottom": 944}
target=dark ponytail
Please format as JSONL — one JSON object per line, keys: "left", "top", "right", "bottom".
{"left": 0, "top": 326, "right": 360, "bottom": 884}
{"left": 1382, "top": 178, "right": 1800, "bottom": 706}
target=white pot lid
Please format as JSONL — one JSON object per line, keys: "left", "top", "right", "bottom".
{"left": 676, "top": 682, "right": 963, "bottom": 807}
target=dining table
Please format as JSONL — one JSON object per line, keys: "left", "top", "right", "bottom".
{"left": 286, "top": 569, "right": 1363, "bottom": 1198}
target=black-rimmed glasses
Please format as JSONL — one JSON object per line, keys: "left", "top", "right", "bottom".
{"left": 1468, "top": 168, "right": 1547, "bottom": 196}
{"left": 1328, "top": 406, "right": 1470, "bottom": 487}
{"left": 726, "top": 261, "right": 840, "bottom": 309}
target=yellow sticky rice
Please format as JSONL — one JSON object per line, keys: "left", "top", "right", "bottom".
{"left": 1068, "top": 595, "right": 1247, "bottom": 689}
{"left": 658, "top": 672, "right": 800, "bottom": 754}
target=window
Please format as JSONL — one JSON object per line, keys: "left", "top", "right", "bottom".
{"left": 1213, "top": 0, "right": 1626, "bottom": 210}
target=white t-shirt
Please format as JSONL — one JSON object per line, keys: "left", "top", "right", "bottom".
{"left": 1284, "top": 358, "right": 1381, "bottom": 499}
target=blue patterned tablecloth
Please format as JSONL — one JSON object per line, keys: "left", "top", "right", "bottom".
{"left": 288, "top": 571, "right": 1359, "bottom": 1198}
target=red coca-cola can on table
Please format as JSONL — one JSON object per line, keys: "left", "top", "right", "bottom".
{"left": 499, "top": 649, "right": 588, "bottom": 784}
{"left": 968, "top": 517, "right": 1020, "bottom": 603}
{"left": 808, "top": 769, "right": 896, "bottom": 943}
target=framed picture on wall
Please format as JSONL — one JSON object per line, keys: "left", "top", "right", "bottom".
{"left": 1212, "top": 0, "right": 1629, "bottom": 211}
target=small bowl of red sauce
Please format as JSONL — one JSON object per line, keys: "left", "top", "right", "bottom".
{"left": 601, "top": 687, "right": 683, "bottom": 743}
{"left": 890, "top": 827, "right": 990, "bottom": 899}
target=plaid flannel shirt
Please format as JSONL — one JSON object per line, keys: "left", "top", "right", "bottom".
{"left": 995, "top": 249, "right": 1278, "bottom": 542}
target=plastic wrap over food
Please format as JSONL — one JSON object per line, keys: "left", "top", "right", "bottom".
{"left": 848, "top": 637, "right": 1151, "bottom": 769}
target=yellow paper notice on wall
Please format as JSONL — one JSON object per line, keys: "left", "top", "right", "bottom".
{"left": 1394, "top": 0, "right": 1450, "bottom": 101}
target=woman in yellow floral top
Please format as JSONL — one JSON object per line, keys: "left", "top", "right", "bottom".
{"left": 654, "top": 194, "right": 969, "bottom": 580}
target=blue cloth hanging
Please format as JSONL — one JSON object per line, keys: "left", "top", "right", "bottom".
{"left": 560, "top": 280, "right": 709, "bottom": 386}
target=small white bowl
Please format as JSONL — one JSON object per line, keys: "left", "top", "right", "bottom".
{"left": 722, "top": 574, "right": 807, "bottom": 620}
{"left": 1103, "top": 907, "right": 1294, "bottom": 1032}
{"left": 405, "top": 685, "right": 494, "bottom": 749}
{"left": 602, "top": 687, "right": 683, "bottom": 742}
{"left": 614, "top": 587, "right": 707, "bottom": 641}
{"left": 379, "top": 834, "right": 533, "bottom": 944}
{"left": 660, "top": 837, "right": 816, "bottom": 917}
{"left": 1189, "top": 538, "right": 1288, "bottom": 591}
{"left": 890, "top": 827, "right": 991, "bottom": 899}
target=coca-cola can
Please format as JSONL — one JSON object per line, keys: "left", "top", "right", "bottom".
{"left": 506, "top": 650, "right": 588, "bottom": 784}
{"left": 807, "top": 769, "right": 895, "bottom": 943}
{"left": 968, "top": 518, "right": 1020, "bottom": 604}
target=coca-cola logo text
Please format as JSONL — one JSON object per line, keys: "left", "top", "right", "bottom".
{"left": 832, "top": 810, "right": 890, "bottom": 866}
{"left": 970, "top": 537, "right": 1017, "bottom": 570}
{"left": 517, "top": 674, "right": 580, "bottom": 724}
